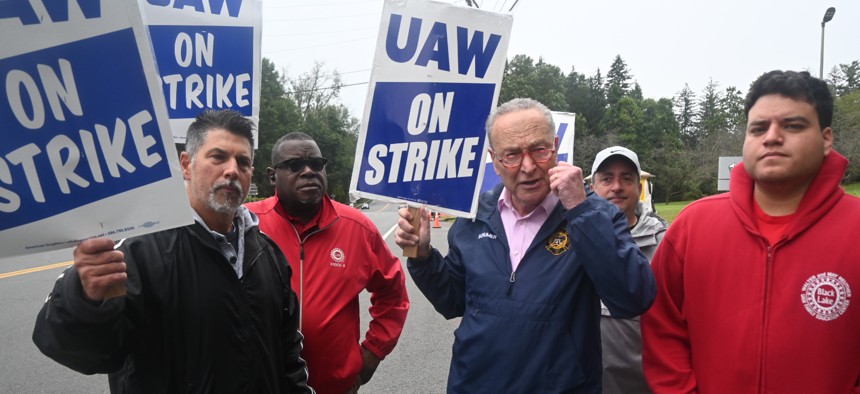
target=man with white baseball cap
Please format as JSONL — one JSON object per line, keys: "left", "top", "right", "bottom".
{"left": 591, "top": 146, "right": 667, "bottom": 394}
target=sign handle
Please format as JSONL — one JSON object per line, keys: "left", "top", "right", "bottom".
{"left": 103, "top": 238, "right": 127, "bottom": 299}
{"left": 402, "top": 206, "right": 422, "bottom": 258}
{"left": 103, "top": 283, "right": 126, "bottom": 299}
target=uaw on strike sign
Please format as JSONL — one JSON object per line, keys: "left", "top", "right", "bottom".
{"left": 0, "top": 1, "right": 191, "bottom": 259}
{"left": 350, "top": 0, "right": 512, "bottom": 218}
{"left": 143, "top": 0, "right": 261, "bottom": 147}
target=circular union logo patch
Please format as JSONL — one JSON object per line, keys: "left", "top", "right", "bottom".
{"left": 800, "top": 272, "right": 851, "bottom": 321}
{"left": 330, "top": 248, "right": 345, "bottom": 263}
{"left": 545, "top": 228, "right": 570, "bottom": 256}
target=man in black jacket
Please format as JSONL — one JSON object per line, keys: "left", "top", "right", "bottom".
{"left": 33, "top": 110, "right": 314, "bottom": 393}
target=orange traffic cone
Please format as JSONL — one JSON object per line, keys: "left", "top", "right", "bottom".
{"left": 433, "top": 212, "right": 441, "bottom": 228}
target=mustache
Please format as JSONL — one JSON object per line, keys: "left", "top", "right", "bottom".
{"left": 212, "top": 179, "right": 243, "bottom": 195}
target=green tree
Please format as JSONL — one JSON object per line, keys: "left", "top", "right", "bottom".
{"left": 828, "top": 60, "right": 860, "bottom": 96}
{"left": 639, "top": 98, "right": 680, "bottom": 153}
{"left": 605, "top": 55, "right": 633, "bottom": 105}
{"left": 694, "top": 79, "right": 723, "bottom": 146}
{"left": 721, "top": 86, "right": 745, "bottom": 132}
{"left": 834, "top": 89, "right": 860, "bottom": 182}
{"left": 561, "top": 67, "right": 596, "bottom": 148}
{"left": 500, "top": 54, "right": 537, "bottom": 103}
{"left": 564, "top": 67, "right": 588, "bottom": 113}
{"left": 255, "top": 58, "right": 300, "bottom": 197}
{"left": 289, "top": 61, "right": 343, "bottom": 119}
{"left": 629, "top": 82, "right": 644, "bottom": 101}
{"left": 582, "top": 69, "right": 608, "bottom": 136}
{"left": 600, "top": 96, "right": 644, "bottom": 149}
{"left": 673, "top": 84, "right": 697, "bottom": 145}
{"left": 499, "top": 55, "right": 567, "bottom": 110}
{"left": 531, "top": 58, "right": 567, "bottom": 110}
{"left": 628, "top": 98, "right": 686, "bottom": 203}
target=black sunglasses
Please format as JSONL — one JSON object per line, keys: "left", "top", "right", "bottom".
{"left": 273, "top": 157, "right": 328, "bottom": 172}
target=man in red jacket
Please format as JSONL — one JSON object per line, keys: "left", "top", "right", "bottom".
{"left": 246, "top": 132, "right": 409, "bottom": 394}
{"left": 641, "top": 70, "right": 860, "bottom": 393}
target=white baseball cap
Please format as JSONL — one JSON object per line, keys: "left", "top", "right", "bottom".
{"left": 591, "top": 146, "right": 641, "bottom": 177}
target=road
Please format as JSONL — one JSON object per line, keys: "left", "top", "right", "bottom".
{"left": 0, "top": 201, "right": 457, "bottom": 393}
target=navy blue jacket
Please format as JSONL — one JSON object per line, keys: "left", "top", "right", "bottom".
{"left": 408, "top": 185, "right": 655, "bottom": 393}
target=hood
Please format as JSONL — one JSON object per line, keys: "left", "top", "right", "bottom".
{"left": 729, "top": 150, "right": 848, "bottom": 239}
{"left": 633, "top": 201, "right": 668, "bottom": 236}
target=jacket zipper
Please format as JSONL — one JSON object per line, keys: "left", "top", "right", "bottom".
{"left": 758, "top": 245, "right": 774, "bottom": 393}
{"left": 298, "top": 244, "right": 304, "bottom": 331}
{"left": 290, "top": 218, "right": 339, "bottom": 332}
{"left": 506, "top": 271, "right": 516, "bottom": 296}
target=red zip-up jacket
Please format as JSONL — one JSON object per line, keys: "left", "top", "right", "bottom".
{"left": 246, "top": 195, "right": 409, "bottom": 394}
{"left": 642, "top": 151, "right": 860, "bottom": 393}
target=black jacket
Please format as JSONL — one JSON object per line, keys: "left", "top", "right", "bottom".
{"left": 33, "top": 214, "right": 313, "bottom": 394}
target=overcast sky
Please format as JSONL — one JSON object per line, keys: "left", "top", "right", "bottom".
{"left": 260, "top": 0, "right": 859, "bottom": 117}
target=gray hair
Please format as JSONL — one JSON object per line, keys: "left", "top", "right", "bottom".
{"left": 485, "top": 98, "right": 555, "bottom": 148}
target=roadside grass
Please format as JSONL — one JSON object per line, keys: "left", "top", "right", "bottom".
{"left": 653, "top": 201, "right": 691, "bottom": 224}
{"left": 845, "top": 183, "right": 860, "bottom": 197}
{"left": 655, "top": 183, "right": 860, "bottom": 224}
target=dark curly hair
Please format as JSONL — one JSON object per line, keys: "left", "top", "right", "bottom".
{"left": 744, "top": 70, "right": 833, "bottom": 129}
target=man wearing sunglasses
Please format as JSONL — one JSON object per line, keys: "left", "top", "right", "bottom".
{"left": 395, "top": 98, "right": 655, "bottom": 393}
{"left": 246, "top": 132, "right": 409, "bottom": 394}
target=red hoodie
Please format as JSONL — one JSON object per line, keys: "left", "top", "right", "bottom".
{"left": 642, "top": 151, "right": 860, "bottom": 393}
{"left": 246, "top": 195, "right": 409, "bottom": 394}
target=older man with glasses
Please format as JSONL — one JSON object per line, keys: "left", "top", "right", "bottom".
{"left": 246, "top": 132, "right": 409, "bottom": 394}
{"left": 394, "top": 98, "right": 655, "bottom": 393}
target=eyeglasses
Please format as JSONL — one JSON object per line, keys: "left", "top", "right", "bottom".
{"left": 493, "top": 148, "right": 555, "bottom": 168}
{"left": 273, "top": 157, "right": 328, "bottom": 172}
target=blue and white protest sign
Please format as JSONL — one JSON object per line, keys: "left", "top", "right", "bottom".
{"left": 349, "top": 0, "right": 512, "bottom": 218}
{"left": 0, "top": 1, "right": 191, "bottom": 259}
{"left": 142, "top": 0, "right": 261, "bottom": 147}
{"left": 481, "top": 111, "right": 576, "bottom": 193}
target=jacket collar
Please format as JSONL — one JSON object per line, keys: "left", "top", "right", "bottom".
{"left": 631, "top": 201, "right": 668, "bottom": 236}
{"left": 191, "top": 205, "right": 260, "bottom": 236}
{"left": 477, "top": 183, "right": 571, "bottom": 250}
{"left": 264, "top": 192, "right": 340, "bottom": 230}
{"left": 477, "top": 183, "right": 506, "bottom": 222}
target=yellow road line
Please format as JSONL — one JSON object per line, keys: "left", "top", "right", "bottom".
{"left": 0, "top": 261, "right": 71, "bottom": 279}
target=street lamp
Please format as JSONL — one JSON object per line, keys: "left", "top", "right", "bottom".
{"left": 820, "top": 7, "right": 836, "bottom": 79}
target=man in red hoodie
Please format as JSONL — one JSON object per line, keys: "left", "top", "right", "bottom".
{"left": 641, "top": 70, "right": 860, "bottom": 393}
{"left": 246, "top": 132, "right": 409, "bottom": 394}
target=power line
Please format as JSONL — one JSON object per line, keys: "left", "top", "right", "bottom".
{"left": 284, "top": 69, "right": 371, "bottom": 79}
{"left": 288, "top": 80, "right": 368, "bottom": 94}
{"left": 332, "top": 69, "right": 371, "bottom": 76}
{"left": 263, "top": 36, "right": 374, "bottom": 53}
{"left": 264, "top": 0, "right": 378, "bottom": 8}
{"left": 508, "top": 0, "right": 521, "bottom": 12}
{"left": 263, "top": 12, "right": 379, "bottom": 22}
{"left": 263, "top": 27, "right": 377, "bottom": 38}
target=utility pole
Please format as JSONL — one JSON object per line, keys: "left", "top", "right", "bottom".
{"left": 819, "top": 7, "right": 836, "bottom": 79}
